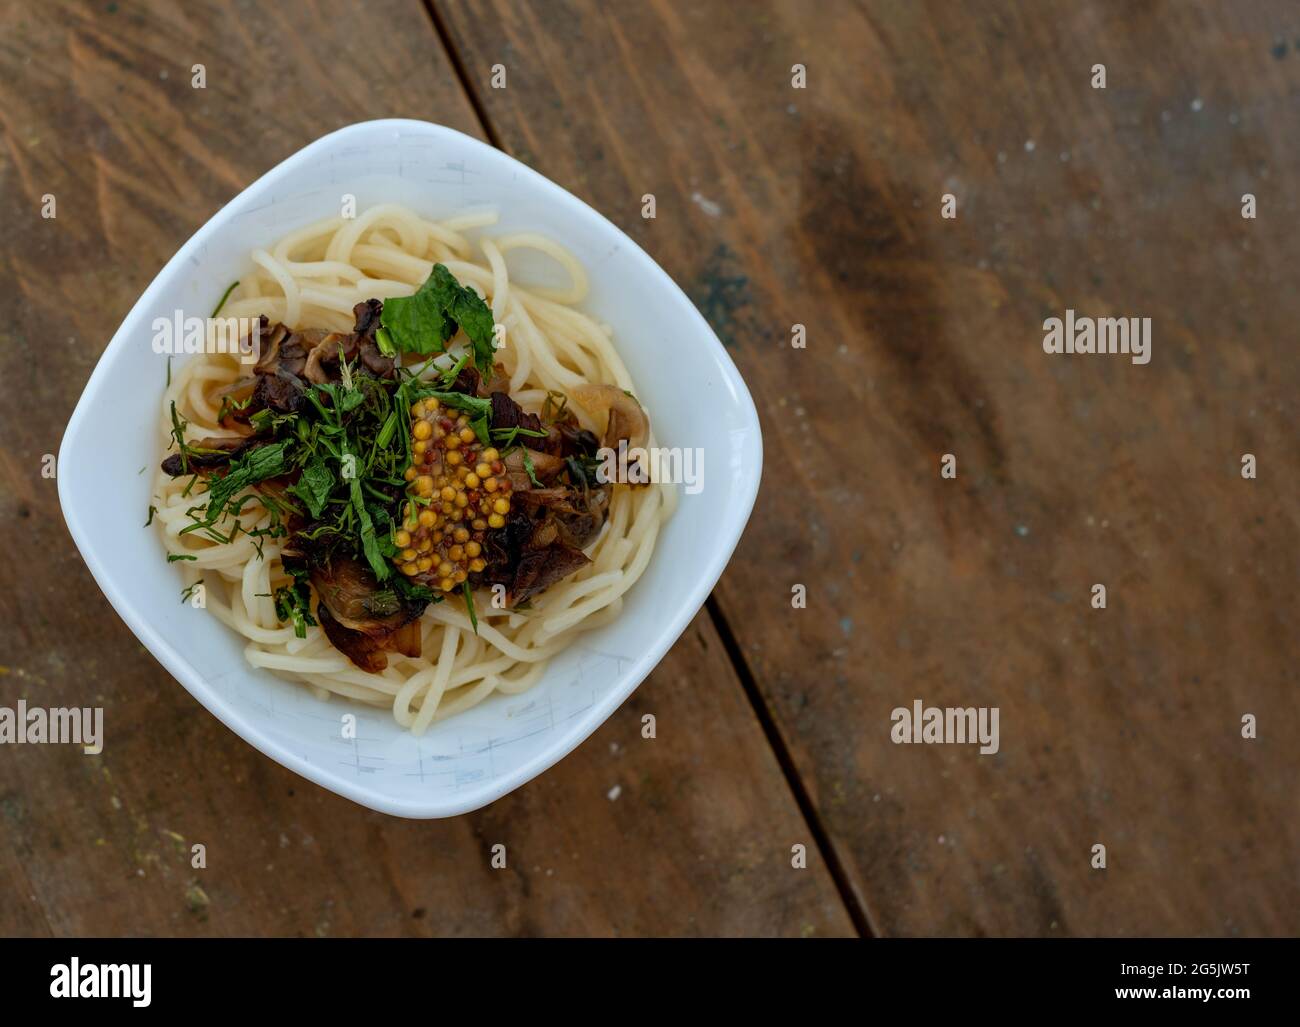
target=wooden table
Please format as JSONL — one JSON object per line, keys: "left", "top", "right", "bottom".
{"left": 0, "top": 0, "right": 1294, "bottom": 937}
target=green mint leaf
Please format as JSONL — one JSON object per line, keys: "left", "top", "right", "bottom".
{"left": 379, "top": 266, "right": 457, "bottom": 356}
{"left": 379, "top": 264, "right": 496, "bottom": 374}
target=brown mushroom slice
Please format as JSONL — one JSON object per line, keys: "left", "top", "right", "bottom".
{"left": 302, "top": 333, "right": 352, "bottom": 384}
{"left": 516, "top": 486, "right": 610, "bottom": 549}
{"left": 569, "top": 384, "right": 649, "bottom": 451}
{"left": 298, "top": 554, "right": 429, "bottom": 671}
{"left": 503, "top": 447, "right": 566, "bottom": 490}
{"left": 216, "top": 376, "right": 257, "bottom": 402}
{"left": 351, "top": 300, "right": 396, "bottom": 378}
{"left": 278, "top": 329, "right": 326, "bottom": 379}
{"left": 214, "top": 376, "right": 259, "bottom": 429}
{"left": 554, "top": 421, "right": 601, "bottom": 459}
{"left": 299, "top": 313, "right": 396, "bottom": 385}
{"left": 160, "top": 434, "right": 265, "bottom": 476}
{"left": 309, "top": 556, "right": 411, "bottom": 635}
{"left": 251, "top": 320, "right": 289, "bottom": 373}
{"left": 489, "top": 390, "right": 545, "bottom": 436}
{"left": 351, "top": 298, "right": 383, "bottom": 340}
{"left": 511, "top": 539, "right": 591, "bottom": 606}
{"left": 479, "top": 362, "right": 510, "bottom": 396}
{"left": 316, "top": 605, "right": 390, "bottom": 673}
{"left": 556, "top": 487, "right": 610, "bottom": 549}
{"left": 514, "top": 487, "right": 580, "bottom": 512}
{"left": 251, "top": 368, "right": 304, "bottom": 414}
{"left": 388, "top": 619, "right": 424, "bottom": 659}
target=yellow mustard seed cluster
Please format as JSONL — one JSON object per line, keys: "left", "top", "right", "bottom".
{"left": 392, "top": 397, "right": 513, "bottom": 591}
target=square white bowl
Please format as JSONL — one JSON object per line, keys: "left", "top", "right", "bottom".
{"left": 58, "top": 119, "right": 762, "bottom": 817}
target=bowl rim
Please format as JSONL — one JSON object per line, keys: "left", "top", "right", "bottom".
{"left": 57, "top": 118, "right": 763, "bottom": 817}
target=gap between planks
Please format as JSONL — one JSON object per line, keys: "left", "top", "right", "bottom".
{"left": 422, "top": 0, "right": 505, "bottom": 150}
{"left": 417, "top": 0, "right": 875, "bottom": 939}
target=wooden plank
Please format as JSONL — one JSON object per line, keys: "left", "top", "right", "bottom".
{"left": 435, "top": 0, "right": 1300, "bottom": 935}
{"left": 0, "top": 0, "right": 853, "bottom": 937}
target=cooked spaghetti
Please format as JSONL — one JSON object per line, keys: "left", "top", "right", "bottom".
{"left": 152, "top": 203, "right": 673, "bottom": 733}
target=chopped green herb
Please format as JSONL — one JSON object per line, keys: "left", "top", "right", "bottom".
{"left": 145, "top": 505, "right": 158, "bottom": 527}
{"left": 201, "top": 441, "right": 292, "bottom": 526}
{"left": 375, "top": 411, "right": 399, "bottom": 450}
{"left": 491, "top": 424, "right": 547, "bottom": 449}
{"left": 395, "top": 577, "right": 441, "bottom": 605}
{"left": 217, "top": 392, "right": 253, "bottom": 423}
{"left": 416, "top": 389, "right": 491, "bottom": 420}
{"left": 167, "top": 553, "right": 197, "bottom": 562}
{"left": 521, "top": 448, "right": 543, "bottom": 488}
{"left": 273, "top": 578, "right": 317, "bottom": 638}
{"left": 178, "top": 441, "right": 293, "bottom": 542}
{"left": 211, "top": 280, "right": 240, "bottom": 318}
{"left": 436, "top": 352, "right": 470, "bottom": 388}
{"left": 289, "top": 453, "right": 333, "bottom": 519}
{"left": 541, "top": 390, "right": 568, "bottom": 421}
{"left": 470, "top": 412, "right": 490, "bottom": 447}
{"left": 565, "top": 452, "right": 601, "bottom": 489}
{"left": 248, "top": 407, "right": 297, "bottom": 435}
{"left": 342, "top": 441, "right": 390, "bottom": 582}
{"left": 462, "top": 580, "right": 479, "bottom": 634}
{"left": 168, "top": 401, "right": 193, "bottom": 475}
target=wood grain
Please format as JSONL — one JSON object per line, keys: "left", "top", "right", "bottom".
{"left": 435, "top": 0, "right": 1300, "bottom": 935}
{"left": 0, "top": 0, "right": 853, "bottom": 937}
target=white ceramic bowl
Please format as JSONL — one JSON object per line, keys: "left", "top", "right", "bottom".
{"left": 58, "top": 119, "right": 762, "bottom": 817}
